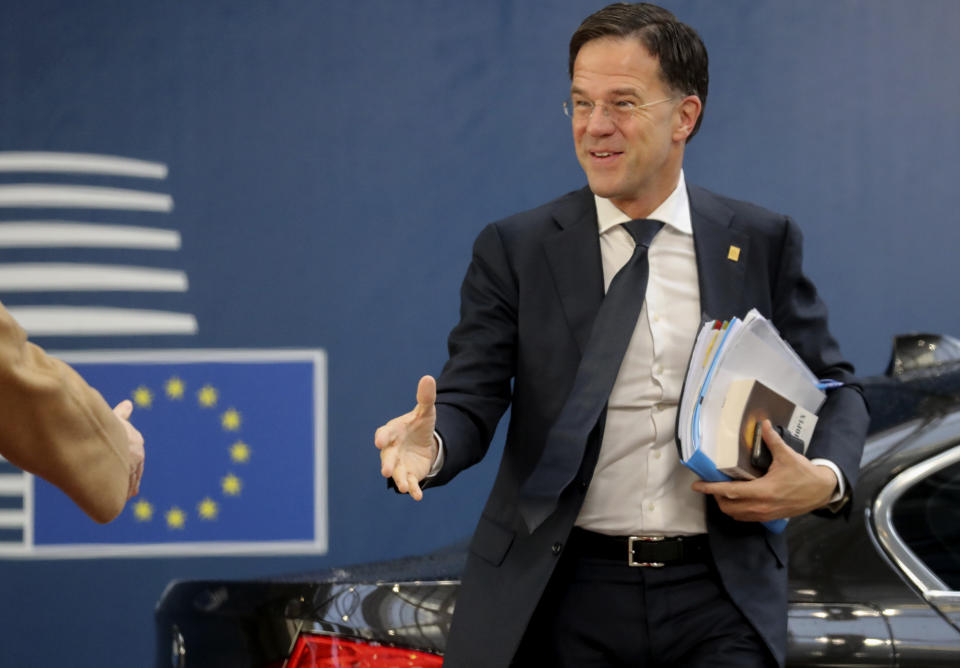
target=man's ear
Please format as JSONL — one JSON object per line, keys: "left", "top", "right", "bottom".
{"left": 674, "top": 95, "right": 702, "bottom": 142}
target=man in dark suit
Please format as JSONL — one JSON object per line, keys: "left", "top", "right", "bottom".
{"left": 375, "top": 3, "right": 869, "bottom": 667}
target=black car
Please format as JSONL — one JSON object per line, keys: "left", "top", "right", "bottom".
{"left": 155, "top": 334, "right": 960, "bottom": 668}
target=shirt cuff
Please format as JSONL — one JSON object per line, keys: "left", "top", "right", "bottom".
{"left": 425, "top": 431, "right": 444, "bottom": 478}
{"left": 810, "top": 457, "right": 846, "bottom": 511}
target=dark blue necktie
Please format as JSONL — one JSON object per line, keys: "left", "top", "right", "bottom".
{"left": 518, "top": 219, "right": 664, "bottom": 533}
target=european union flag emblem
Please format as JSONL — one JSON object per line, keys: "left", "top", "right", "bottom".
{"left": 2, "top": 349, "right": 326, "bottom": 558}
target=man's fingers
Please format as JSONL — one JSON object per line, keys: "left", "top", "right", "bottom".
{"left": 374, "top": 424, "right": 395, "bottom": 451}
{"left": 692, "top": 480, "right": 747, "bottom": 499}
{"left": 127, "top": 445, "right": 144, "bottom": 499}
{"left": 128, "top": 470, "right": 141, "bottom": 499}
{"left": 113, "top": 399, "right": 134, "bottom": 420}
{"left": 386, "top": 456, "right": 425, "bottom": 500}
{"left": 129, "top": 433, "right": 145, "bottom": 460}
{"left": 761, "top": 419, "right": 795, "bottom": 459}
{"left": 380, "top": 445, "right": 398, "bottom": 478}
{"left": 414, "top": 375, "right": 436, "bottom": 417}
{"left": 408, "top": 474, "right": 423, "bottom": 501}
{"left": 394, "top": 461, "right": 409, "bottom": 493}
{"left": 127, "top": 416, "right": 145, "bottom": 444}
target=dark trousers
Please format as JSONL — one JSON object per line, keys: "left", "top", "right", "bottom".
{"left": 512, "top": 536, "right": 777, "bottom": 668}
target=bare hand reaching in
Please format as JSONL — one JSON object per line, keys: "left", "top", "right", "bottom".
{"left": 112, "top": 399, "right": 145, "bottom": 500}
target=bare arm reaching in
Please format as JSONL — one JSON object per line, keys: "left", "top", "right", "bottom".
{"left": 0, "top": 302, "right": 144, "bottom": 523}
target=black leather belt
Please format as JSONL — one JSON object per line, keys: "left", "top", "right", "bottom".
{"left": 567, "top": 527, "right": 710, "bottom": 567}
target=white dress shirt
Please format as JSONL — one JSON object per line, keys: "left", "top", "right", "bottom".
{"left": 575, "top": 171, "right": 707, "bottom": 536}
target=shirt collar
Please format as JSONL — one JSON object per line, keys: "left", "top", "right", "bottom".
{"left": 594, "top": 170, "right": 692, "bottom": 236}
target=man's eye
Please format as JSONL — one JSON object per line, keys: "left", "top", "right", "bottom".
{"left": 573, "top": 100, "right": 593, "bottom": 109}
{"left": 614, "top": 100, "right": 637, "bottom": 109}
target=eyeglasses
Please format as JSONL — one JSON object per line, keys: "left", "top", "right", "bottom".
{"left": 562, "top": 96, "right": 676, "bottom": 123}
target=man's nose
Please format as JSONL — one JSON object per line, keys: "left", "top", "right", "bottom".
{"left": 585, "top": 103, "right": 616, "bottom": 135}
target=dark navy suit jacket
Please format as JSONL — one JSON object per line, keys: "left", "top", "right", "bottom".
{"left": 428, "top": 185, "right": 869, "bottom": 667}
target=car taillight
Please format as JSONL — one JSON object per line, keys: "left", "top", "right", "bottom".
{"left": 283, "top": 633, "right": 443, "bottom": 667}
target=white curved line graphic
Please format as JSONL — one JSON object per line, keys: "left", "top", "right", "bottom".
{"left": 0, "top": 222, "right": 180, "bottom": 249}
{"left": 7, "top": 307, "right": 199, "bottom": 336}
{"left": 0, "top": 511, "right": 26, "bottom": 529}
{"left": 0, "top": 152, "right": 167, "bottom": 179}
{"left": 0, "top": 185, "right": 173, "bottom": 212}
{"left": 0, "top": 264, "right": 188, "bottom": 292}
{"left": 0, "top": 476, "right": 26, "bottom": 495}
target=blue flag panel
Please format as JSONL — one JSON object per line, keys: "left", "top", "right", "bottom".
{"left": 23, "top": 349, "right": 326, "bottom": 557}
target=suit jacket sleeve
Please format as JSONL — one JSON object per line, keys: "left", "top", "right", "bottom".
{"left": 771, "top": 218, "right": 869, "bottom": 505}
{"left": 0, "top": 302, "right": 131, "bottom": 523}
{"left": 430, "top": 222, "right": 518, "bottom": 487}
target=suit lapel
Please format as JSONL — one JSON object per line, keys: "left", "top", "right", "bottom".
{"left": 689, "top": 185, "right": 750, "bottom": 321}
{"left": 542, "top": 188, "right": 604, "bottom": 355}
{"left": 541, "top": 184, "right": 751, "bottom": 355}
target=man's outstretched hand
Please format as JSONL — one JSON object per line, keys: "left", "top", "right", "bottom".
{"left": 691, "top": 419, "right": 837, "bottom": 522}
{"left": 375, "top": 375, "right": 440, "bottom": 501}
{"left": 112, "top": 399, "right": 145, "bottom": 500}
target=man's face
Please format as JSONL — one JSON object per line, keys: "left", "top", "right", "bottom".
{"left": 570, "top": 36, "right": 691, "bottom": 217}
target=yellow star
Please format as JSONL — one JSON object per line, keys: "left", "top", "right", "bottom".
{"left": 165, "top": 376, "right": 185, "bottom": 400}
{"left": 229, "top": 441, "right": 252, "bottom": 463}
{"left": 132, "top": 499, "right": 153, "bottom": 522}
{"left": 165, "top": 506, "right": 187, "bottom": 529}
{"left": 221, "top": 473, "right": 243, "bottom": 496}
{"left": 221, "top": 408, "right": 242, "bottom": 431}
{"left": 132, "top": 385, "right": 153, "bottom": 408}
{"left": 197, "top": 384, "right": 218, "bottom": 407}
{"left": 197, "top": 497, "right": 219, "bottom": 520}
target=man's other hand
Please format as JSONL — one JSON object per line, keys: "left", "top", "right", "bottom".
{"left": 375, "top": 375, "right": 440, "bottom": 501}
{"left": 113, "top": 399, "right": 145, "bottom": 500}
{"left": 691, "top": 419, "right": 837, "bottom": 522}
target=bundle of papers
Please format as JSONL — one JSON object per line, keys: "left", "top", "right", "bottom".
{"left": 677, "top": 309, "right": 826, "bottom": 533}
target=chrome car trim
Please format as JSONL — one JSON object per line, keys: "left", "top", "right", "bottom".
{"left": 787, "top": 603, "right": 892, "bottom": 665}
{"left": 872, "top": 439, "right": 960, "bottom": 596}
{"left": 927, "top": 590, "right": 960, "bottom": 610}
{"left": 170, "top": 624, "right": 185, "bottom": 668}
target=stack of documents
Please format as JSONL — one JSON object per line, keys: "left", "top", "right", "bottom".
{"left": 677, "top": 309, "right": 826, "bottom": 533}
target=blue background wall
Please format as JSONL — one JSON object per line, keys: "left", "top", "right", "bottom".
{"left": 1, "top": 1, "right": 958, "bottom": 665}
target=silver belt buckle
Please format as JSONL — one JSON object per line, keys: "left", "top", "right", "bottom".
{"left": 628, "top": 535, "right": 665, "bottom": 567}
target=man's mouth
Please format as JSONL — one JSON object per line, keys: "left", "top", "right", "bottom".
{"left": 590, "top": 151, "right": 621, "bottom": 159}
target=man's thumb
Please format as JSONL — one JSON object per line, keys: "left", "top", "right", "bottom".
{"left": 415, "top": 375, "right": 437, "bottom": 413}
